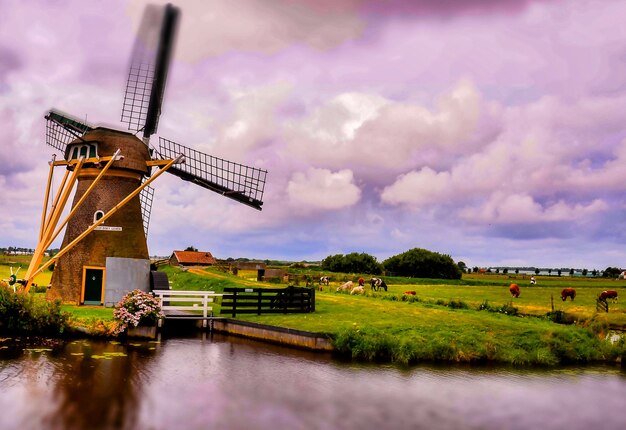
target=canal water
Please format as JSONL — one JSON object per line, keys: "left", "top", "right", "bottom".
{"left": 1, "top": 334, "right": 625, "bottom": 430}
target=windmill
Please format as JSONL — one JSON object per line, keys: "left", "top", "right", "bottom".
{"left": 22, "top": 4, "right": 267, "bottom": 306}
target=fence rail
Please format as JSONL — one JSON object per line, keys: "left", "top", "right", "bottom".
{"left": 220, "top": 286, "right": 315, "bottom": 317}
{"left": 152, "top": 290, "right": 222, "bottom": 326}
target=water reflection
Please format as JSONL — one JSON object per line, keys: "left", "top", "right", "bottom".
{"left": 0, "top": 337, "right": 158, "bottom": 430}
{"left": 1, "top": 334, "right": 626, "bottom": 430}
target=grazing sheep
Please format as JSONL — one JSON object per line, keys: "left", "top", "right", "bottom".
{"left": 336, "top": 280, "right": 354, "bottom": 293}
{"left": 350, "top": 286, "right": 365, "bottom": 295}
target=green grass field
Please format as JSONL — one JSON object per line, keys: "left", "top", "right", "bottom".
{"left": 160, "top": 266, "right": 625, "bottom": 365}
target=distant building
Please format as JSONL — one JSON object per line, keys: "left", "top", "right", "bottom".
{"left": 169, "top": 250, "right": 217, "bottom": 266}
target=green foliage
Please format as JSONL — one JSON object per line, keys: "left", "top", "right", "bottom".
{"left": 603, "top": 267, "right": 622, "bottom": 278}
{"left": 321, "top": 252, "right": 382, "bottom": 275}
{"left": 546, "top": 310, "right": 575, "bottom": 324}
{"left": 0, "top": 288, "right": 68, "bottom": 335}
{"left": 477, "top": 300, "right": 519, "bottom": 316}
{"left": 382, "top": 248, "right": 462, "bottom": 279}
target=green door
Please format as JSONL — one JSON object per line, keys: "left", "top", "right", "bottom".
{"left": 83, "top": 268, "right": 104, "bottom": 305}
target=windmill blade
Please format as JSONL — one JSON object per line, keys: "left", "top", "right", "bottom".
{"left": 120, "top": 3, "right": 179, "bottom": 141}
{"left": 158, "top": 138, "right": 267, "bottom": 210}
{"left": 139, "top": 181, "right": 155, "bottom": 237}
{"left": 45, "top": 109, "right": 94, "bottom": 153}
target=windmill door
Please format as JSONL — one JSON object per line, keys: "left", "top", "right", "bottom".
{"left": 82, "top": 267, "right": 105, "bottom": 305}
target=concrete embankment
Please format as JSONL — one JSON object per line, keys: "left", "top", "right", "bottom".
{"left": 160, "top": 318, "right": 334, "bottom": 351}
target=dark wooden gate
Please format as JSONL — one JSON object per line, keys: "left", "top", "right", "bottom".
{"left": 220, "top": 286, "right": 315, "bottom": 317}
{"left": 596, "top": 298, "right": 609, "bottom": 313}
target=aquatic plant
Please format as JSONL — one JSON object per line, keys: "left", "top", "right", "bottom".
{"left": 113, "top": 289, "right": 164, "bottom": 335}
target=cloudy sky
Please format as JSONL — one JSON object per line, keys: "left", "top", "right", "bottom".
{"left": 1, "top": 0, "right": 626, "bottom": 269}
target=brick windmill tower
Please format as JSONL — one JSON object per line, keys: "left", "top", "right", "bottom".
{"left": 23, "top": 4, "right": 267, "bottom": 305}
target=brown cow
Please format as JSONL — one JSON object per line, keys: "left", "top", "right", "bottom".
{"left": 561, "top": 288, "right": 576, "bottom": 301}
{"left": 599, "top": 290, "right": 618, "bottom": 301}
{"left": 509, "top": 283, "right": 520, "bottom": 298}
{"left": 404, "top": 291, "right": 416, "bottom": 295}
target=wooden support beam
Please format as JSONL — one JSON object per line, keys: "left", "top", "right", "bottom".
{"left": 28, "top": 155, "right": 183, "bottom": 283}
{"left": 51, "top": 153, "right": 123, "bottom": 167}
{"left": 146, "top": 159, "right": 177, "bottom": 167}
{"left": 39, "top": 155, "right": 56, "bottom": 241}
{"left": 43, "top": 149, "right": 122, "bottom": 251}
{"left": 23, "top": 158, "right": 85, "bottom": 293}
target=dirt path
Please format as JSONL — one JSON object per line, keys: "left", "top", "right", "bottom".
{"left": 187, "top": 267, "right": 268, "bottom": 287}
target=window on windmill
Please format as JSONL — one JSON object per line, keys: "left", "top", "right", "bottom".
{"left": 71, "top": 147, "right": 79, "bottom": 160}
{"left": 89, "top": 144, "right": 97, "bottom": 158}
{"left": 94, "top": 210, "right": 105, "bottom": 223}
{"left": 80, "top": 146, "right": 88, "bottom": 158}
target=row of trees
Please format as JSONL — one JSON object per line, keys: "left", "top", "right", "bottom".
{"left": 321, "top": 248, "right": 462, "bottom": 280}
{"left": 468, "top": 266, "right": 621, "bottom": 278}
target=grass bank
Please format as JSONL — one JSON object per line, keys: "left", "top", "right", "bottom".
{"left": 177, "top": 266, "right": 626, "bottom": 366}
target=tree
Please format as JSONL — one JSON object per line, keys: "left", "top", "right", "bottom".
{"left": 582, "top": 268, "right": 588, "bottom": 276}
{"left": 569, "top": 268, "right": 575, "bottom": 276}
{"left": 535, "top": 268, "right": 540, "bottom": 275}
{"left": 503, "top": 268, "right": 508, "bottom": 275}
{"left": 495, "top": 268, "right": 500, "bottom": 274}
{"left": 558, "top": 269, "right": 562, "bottom": 277}
{"left": 185, "top": 246, "right": 198, "bottom": 252}
{"left": 603, "top": 267, "right": 622, "bottom": 278}
{"left": 321, "top": 253, "right": 382, "bottom": 274}
{"left": 592, "top": 269, "right": 598, "bottom": 277}
{"left": 548, "top": 268, "right": 552, "bottom": 276}
{"left": 382, "top": 248, "right": 462, "bottom": 280}
{"left": 515, "top": 268, "right": 519, "bottom": 274}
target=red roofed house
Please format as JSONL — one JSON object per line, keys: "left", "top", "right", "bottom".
{"left": 169, "top": 250, "right": 217, "bottom": 267}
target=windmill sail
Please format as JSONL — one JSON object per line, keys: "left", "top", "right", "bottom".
{"left": 121, "top": 3, "right": 179, "bottom": 141}
{"left": 139, "top": 181, "right": 155, "bottom": 237}
{"left": 45, "top": 110, "right": 94, "bottom": 152}
{"left": 158, "top": 138, "right": 267, "bottom": 210}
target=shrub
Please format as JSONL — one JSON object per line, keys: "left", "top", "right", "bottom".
{"left": 113, "top": 289, "right": 164, "bottom": 335}
{"left": 477, "top": 300, "right": 518, "bottom": 316}
{"left": 0, "top": 287, "right": 68, "bottom": 335}
{"left": 382, "top": 248, "right": 462, "bottom": 279}
{"left": 321, "top": 252, "right": 382, "bottom": 275}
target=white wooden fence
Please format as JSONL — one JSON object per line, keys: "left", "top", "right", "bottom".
{"left": 152, "top": 290, "right": 222, "bottom": 327}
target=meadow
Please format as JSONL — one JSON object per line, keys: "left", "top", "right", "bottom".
{"left": 155, "top": 266, "right": 626, "bottom": 365}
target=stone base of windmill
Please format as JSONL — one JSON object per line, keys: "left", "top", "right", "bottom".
{"left": 127, "top": 324, "right": 157, "bottom": 339}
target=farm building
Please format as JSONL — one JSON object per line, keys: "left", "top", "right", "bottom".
{"left": 169, "top": 250, "right": 217, "bottom": 266}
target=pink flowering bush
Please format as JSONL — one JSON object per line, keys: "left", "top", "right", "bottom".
{"left": 113, "top": 289, "right": 164, "bottom": 335}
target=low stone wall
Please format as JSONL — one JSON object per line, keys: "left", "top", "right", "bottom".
{"left": 212, "top": 318, "right": 334, "bottom": 351}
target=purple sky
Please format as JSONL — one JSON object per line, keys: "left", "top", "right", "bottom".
{"left": 2, "top": 0, "right": 626, "bottom": 269}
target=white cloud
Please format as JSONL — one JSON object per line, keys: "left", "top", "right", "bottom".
{"left": 380, "top": 167, "right": 452, "bottom": 207}
{"left": 459, "top": 193, "right": 609, "bottom": 224}
{"left": 128, "top": 0, "right": 365, "bottom": 59}
{"left": 286, "top": 168, "right": 361, "bottom": 211}
{"left": 286, "top": 80, "right": 482, "bottom": 172}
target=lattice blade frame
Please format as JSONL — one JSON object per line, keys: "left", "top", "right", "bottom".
{"left": 139, "top": 181, "right": 155, "bottom": 237}
{"left": 45, "top": 110, "right": 94, "bottom": 153}
{"left": 157, "top": 137, "right": 267, "bottom": 210}
{"left": 121, "top": 4, "right": 179, "bottom": 139}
